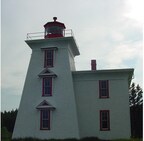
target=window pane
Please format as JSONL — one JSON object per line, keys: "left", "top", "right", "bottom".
{"left": 45, "top": 87, "right": 51, "bottom": 95}
{"left": 101, "top": 89, "right": 107, "bottom": 96}
{"left": 42, "top": 120, "right": 49, "bottom": 128}
{"left": 101, "top": 81, "right": 107, "bottom": 88}
{"left": 99, "top": 80, "right": 109, "bottom": 98}
{"left": 41, "top": 110, "right": 50, "bottom": 130}
{"left": 45, "top": 78, "right": 51, "bottom": 86}
{"left": 102, "top": 121, "right": 108, "bottom": 128}
{"left": 43, "top": 77, "right": 52, "bottom": 96}
{"left": 45, "top": 50, "right": 53, "bottom": 67}
{"left": 100, "top": 110, "right": 110, "bottom": 130}
{"left": 42, "top": 110, "right": 49, "bottom": 119}
{"left": 47, "top": 51, "right": 53, "bottom": 56}
{"left": 102, "top": 112, "right": 108, "bottom": 120}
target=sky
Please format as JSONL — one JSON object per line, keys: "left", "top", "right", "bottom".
{"left": 1, "top": 0, "right": 143, "bottom": 111}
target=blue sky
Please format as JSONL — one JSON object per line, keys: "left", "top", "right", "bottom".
{"left": 1, "top": 0, "right": 143, "bottom": 111}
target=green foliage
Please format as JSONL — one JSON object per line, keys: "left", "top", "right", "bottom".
{"left": 129, "top": 83, "right": 143, "bottom": 107}
{"left": 130, "top": 104, "right": 143, "bottom": 138}
{"left": 1, "top": 126, "right": 12, "bottom": 141}
{"left": 1, "top": 109, "right": 18, "bottom": 132}
{"left": 129, "top": 83, "right": 143, "bottom": 138}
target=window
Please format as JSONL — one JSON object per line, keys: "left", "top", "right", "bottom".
{"left": 42, "top": 77, "right": 52, "bottom": 96}
{"left": 44, "top": 50, "right": 54, "bottom": 68}
{"left": 100, "top": 110, "right": 110, "bottom": 131}
{"left": 40, "top": 109, "right": 50, "bottom": 130}
{"left": 99, "top": 80, "right": 109, "bottom": 98}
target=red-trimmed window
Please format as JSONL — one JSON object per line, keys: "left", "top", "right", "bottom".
{"left": 44, "top": 50, "right": 54, "bottom": 68}
{"left": 99, "top": 80, "right": 109, "bottom": 98}
{"left": 100, "top": 110, "right": 110, "bottom": 131}
{"left": 40, "top": 109, "right": 50, "bottom": 130}
{"left": 42, "top": 77, "right": 52, "bottom": 96}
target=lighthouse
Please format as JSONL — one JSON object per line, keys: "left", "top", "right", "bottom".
{"left": 13, "top": 17, "right": 133, "bottom": 140}
{"left": 12, "top": 17, "right": 80, "bottom": 139}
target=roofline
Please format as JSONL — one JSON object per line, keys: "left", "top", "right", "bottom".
{"left": 72, "top": 68, "right": 134, "bottom": 74}
{"left": 72, "top": 68, "right": 134, "bottom": 86}
{"left": 25, "top": 36, "right": 80, "bottom": 56}
{"left": 44, "top": 21, "right": 66, "bottom": 28}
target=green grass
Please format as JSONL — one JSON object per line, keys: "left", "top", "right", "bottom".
{"left": 1, "top": 127, "right": 142, "bottom": 141}
{"left": 112, "top": 139, "right": 142, "bottom": 141}
{"left": 11, "top": 137, "right": 143, "bottom": 141}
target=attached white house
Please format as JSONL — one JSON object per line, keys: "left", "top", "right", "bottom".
{"left": 12, "top": 17, "right": 134, "bottom": 140}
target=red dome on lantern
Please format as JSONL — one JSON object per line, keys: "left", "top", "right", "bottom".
{"left": 44, "top": 17, "right": 66, "bottom": 38}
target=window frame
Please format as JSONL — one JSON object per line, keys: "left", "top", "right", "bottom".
{"left": 40, "top": 109, "right": 50, "bottom": 130}
{"left": 100, "top": 110, "right": 110, "bottom": 131}
{"left": 42, "top": 77, "right": 52, "bottom": 96}
{"left": 44, "top": 49, "right": 54, "bottom": 68}
{"left": 99, "top": 80, "right": 109, "bottom": 98}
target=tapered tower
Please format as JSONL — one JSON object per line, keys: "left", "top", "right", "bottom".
{"left": 12, "top": 17, "right": 80, "bottom": 139}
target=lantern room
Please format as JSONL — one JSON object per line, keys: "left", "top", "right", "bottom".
{"left": 44, "top": 17, "right": 66, "bottom": 38}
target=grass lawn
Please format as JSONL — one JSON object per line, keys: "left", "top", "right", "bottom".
{"left": 2, "top": 137, "right": 142, "bottom": 141}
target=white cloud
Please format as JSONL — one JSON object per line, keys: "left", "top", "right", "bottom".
{"left": 103, "top": 41, "right": 142, "bottom": 68}
{"left": 125, "top": 0, "right": 144, "bottom": 24}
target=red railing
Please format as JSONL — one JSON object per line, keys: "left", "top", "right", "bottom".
{"left": 26, "top": 29, "right": 74, "bottom": 40}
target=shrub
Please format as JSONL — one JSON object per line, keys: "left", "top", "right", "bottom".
{"left": 1, "top": 126, "right": 12, "bottom": 140}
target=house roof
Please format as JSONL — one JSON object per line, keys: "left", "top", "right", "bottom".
{"left": 72, "top": 68, "right": 134, "bottom": 74}
{"left": 72, "top": 68, "right": 134, "bottom": 86}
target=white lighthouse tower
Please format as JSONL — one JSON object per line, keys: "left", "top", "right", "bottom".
{"left": 12, "top": 17, "right": 80, "bottom": 139}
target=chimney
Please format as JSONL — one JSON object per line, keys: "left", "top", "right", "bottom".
{"left": 91, "top": 60, "right": 96, "bottom": 70}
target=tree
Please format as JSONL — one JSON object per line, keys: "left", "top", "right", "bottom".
{"left": 1, "top": 109, "right": 18, "bottom": 133}
{"left": 129, "top": 83, "right": 143, "bottom": 107}
{"left": 129, "top": 82, "right": 143, "bottom": 138}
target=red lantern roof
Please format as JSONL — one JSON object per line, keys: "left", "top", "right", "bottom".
{"left": 44, "top": 17, "right": 66, "bottom": 29}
